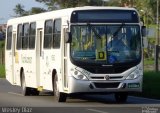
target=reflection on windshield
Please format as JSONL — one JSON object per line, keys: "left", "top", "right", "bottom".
{"left": 71, "top": 25, "right": 141, "bottom": 64}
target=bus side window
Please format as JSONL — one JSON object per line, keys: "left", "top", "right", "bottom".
{"left": 29, "top": 22, "right": 36, "bottom": 49}
{"left": 44, "top": 20, "right": 53, "bottom": 49}
{"left": 22, "top": 23, "right": 29, "bottom": 49}
{"left": 17, "top": 24, "right": 22, "bottom": 50}
{"left": 6, "top": 26, "right": 13, "bottom": 50}
{"left": 53, "top": 19, "right": 61, "bottom": 48}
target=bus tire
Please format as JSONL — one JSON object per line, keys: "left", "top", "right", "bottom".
{"left": 115, "top": 92, "right": 128, "bottom": 103}
{"left": 21, "top": 71, "right": 31, "bottom": 96}
{"left": 30, "top": 88, "right": 40, "bottom": 96}
{"left": 54, "top": 75, "right": 67, "bottom": 102}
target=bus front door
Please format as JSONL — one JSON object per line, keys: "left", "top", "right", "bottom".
{"left": 63, "top": 28, "right": 69, "bottom": 91}
{"left": 36, "top": 29, "right": 43, "bottom": 88}
{"left": 6, "top": 31, "right": 16, "bottom": 85}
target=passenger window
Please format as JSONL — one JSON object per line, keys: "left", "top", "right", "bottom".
{"left": 6, "top": 26, "right": 12, "bottom": 50}
{"left": 22, "top": 23, "right": 29, "bottom": 49}
{"left": 53, "top": 19, "right": 61, "bottom": 48}
{"left": 29, "top": 22, "right": 36, "bottom": 49}
{"left": 17, "top": 24, "right": 22, "bottom": 50}
{"left": 44, "top": 20, "right": 53, "bottom": 49}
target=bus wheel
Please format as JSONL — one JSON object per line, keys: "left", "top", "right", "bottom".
{"left": 21, "top": 71, "right": 31, "bottom": 96}
{"left": 115, "top": 92, "right": 128, "bottom": 103}
{"left": 54, "top": 75, "right": 67, "bottom": 102}
{"left": 30, "top": 88, "right": 39, "bottom": 96}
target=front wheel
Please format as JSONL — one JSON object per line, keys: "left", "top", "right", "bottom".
{"left": 115, "top": 92, "right": 128, "bottom": 103}
{"left": 53, "top": 75, "right": 67, "bottom": 102}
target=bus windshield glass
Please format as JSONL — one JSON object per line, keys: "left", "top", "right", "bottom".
{"left": 70, "top": 25, "right": 141, "bottom": 65}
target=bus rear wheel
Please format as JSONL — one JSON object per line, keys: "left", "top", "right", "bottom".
{"left": 21, "top": 71, "right": 39, "bottom": 96}
{"left": 53, "top": 75, "right": 67, "bottom": 102}
{"left": 115, "top": 92, "right": 128, "bottom": 103}
{"left": 21, "top": 71, "right": 31, "bottom": 96}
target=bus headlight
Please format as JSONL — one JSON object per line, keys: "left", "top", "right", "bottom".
{"left": 126, "top": 69, "right": 141, "bottom": 80}
{"left": 71, "top": 68, "right": 88, "bottom": 80}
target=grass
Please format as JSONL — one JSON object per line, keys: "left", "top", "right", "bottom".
{"left": 142, "top": 71, "right": 160, "bottom": 99}
{"left": 0, "top": 64, "right": 5, "bottom": 78}
{"left": 132, "top": 71, "right": 160, "bottom": 99}
{"left": 144, "top": 58, "right": 154, "bottom": 65}
{"left": 0, "top": 40, "right": 5, "bottom": 78}
{"left": 0, "top": 41, "right": 5, "bottom": 49}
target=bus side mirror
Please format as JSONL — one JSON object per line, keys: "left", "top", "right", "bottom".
{"left": 142, "top": 26, "right": 147, "bottom": 37}
{"left": 65, "top": 32, "right": 72, "bottom": 43}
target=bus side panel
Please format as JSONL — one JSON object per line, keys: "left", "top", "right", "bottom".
{"left": 20, "top": 50, "right": 37, "bottom": 88}
{"left": 40, "top": 49, "right": 62, "bottom": 90}
{"left": 14, "top": 50, "right": 22, "bottom": 86}
{"left": 5, "top": 50, "right": 14, "bottom": 84}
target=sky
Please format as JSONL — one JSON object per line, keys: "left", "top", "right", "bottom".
{"left": 0, "top": 0, "right": 46, "bottom": 24}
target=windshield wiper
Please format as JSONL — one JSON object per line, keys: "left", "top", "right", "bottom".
{"left": 113, "top": 23, "right": 125, "bottom": 37}
{"left": 87, "top": 24, "right": 101, "bottom": 39}
{"left": 110, "top": 23, "right": 125, "bottom": 47}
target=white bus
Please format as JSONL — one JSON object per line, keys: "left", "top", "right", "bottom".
{"left": 5, "top": 6, "right": 146, "bottom": 102}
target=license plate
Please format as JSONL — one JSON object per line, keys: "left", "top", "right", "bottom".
{"left": 128, "top": 83, "right": 140, "bottom": 88}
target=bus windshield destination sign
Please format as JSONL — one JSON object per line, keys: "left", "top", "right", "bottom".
{"left": 71, "top": 10, "right": 139, "bottom": 23}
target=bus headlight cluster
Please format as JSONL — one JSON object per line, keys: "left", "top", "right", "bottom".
{"left": 126, "top": 68, "right": 142, "bottom": 80}
{"left": 71, "top": 68, "right": 88, "bottom": 80}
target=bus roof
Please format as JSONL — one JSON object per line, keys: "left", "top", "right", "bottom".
{"left": 7, "top": 6, "right": 138, "bottom": 25}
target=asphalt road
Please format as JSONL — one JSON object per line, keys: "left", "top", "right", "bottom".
{"left": 0, "top": 78, "right": 160, "bottom": 113}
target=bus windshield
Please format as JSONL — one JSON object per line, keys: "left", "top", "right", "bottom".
{"left": 70, "top": 25, "right": 141, "bottom": 65}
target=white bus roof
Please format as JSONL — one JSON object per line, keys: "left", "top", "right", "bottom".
{"left": 7, "top": 6, "right": 137, "bottom": 25}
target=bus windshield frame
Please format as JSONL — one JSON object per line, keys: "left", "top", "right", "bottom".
{"left": 70, "top": 24, "right": 142, "bottom": 67}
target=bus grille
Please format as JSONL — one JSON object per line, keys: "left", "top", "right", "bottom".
{"left": 94, "top": 82, "right": 120, "bottom": 88}
{"left": 90, "top": 76, "right": 123, "bottom": 80}
{"left": 83, "top": 66, "right": 130, "bottom": 74}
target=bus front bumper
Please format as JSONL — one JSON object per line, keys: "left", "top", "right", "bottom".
{"left": 67, "top": 76, "right": 142, "bottom": 94}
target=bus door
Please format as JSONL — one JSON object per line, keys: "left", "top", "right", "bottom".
{"left": 6, "top": 30, "right": 16, "bottom": 84}
{"left": 36, "top": 28, "right": 43, "bottom": 87}
{"left": 12, "top": 32, "right": 17, "bottom": 84}
{"left": 63, "top": 27, "right": 69, "bottom": 90}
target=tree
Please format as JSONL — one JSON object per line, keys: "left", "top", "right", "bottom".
{"left": 105, "top": 0, "right": 120, "bottom": 6}
{"left": 35, "top": 0, "right": 104, "bottom": 10}
{"left": 87, "top": 0, "right": 103, "bottom": 6}
{"left": 35, "top": 0, "right": 60, "bottom": 10}
{"left": 13, "top": 4, "right": 25, "bottom": 17}
{"left": 148, "top": 0, "right": 160, "bottom": 23}
{"left": 30, "top": 7, "right": 46, "bottom": 14}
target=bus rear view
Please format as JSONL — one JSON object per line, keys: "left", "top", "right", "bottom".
{"left": 66, "top": 7, "right": 145, "bottom": 102}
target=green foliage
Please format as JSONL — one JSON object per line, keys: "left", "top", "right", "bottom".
{"left": 0, "top": 41, "right": 5, "bottom": 49}
{"left": 35, "top": 0, "right": 103, "bottom": 10}
{"left": 30, "top": 7, "right": 46, "bottom": 14}
{"left": 148, "top": 0, "right": 159, "bottom": 19}
{"left": 0, "top": 64, "right": 5, "bottom": 78}
{"left": 142, "top": 71, "right": 160, "bottom": 99}
{"left": 13, "top": 4, "right": 25, "bottom": 17}
{"left": 0, "top": 41, "right": 5, "bottom": 78}
{"left": 132, "top": 71, "right": 160, "bottom": 99}
{"left": 13, "top": 3, "right": 46, "bottom": 17}
{"left": 144, "top": 58, "right": 154, "bottom": 65}
{"left": 148, "top": 38, "right": 155, "bottom": 44}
